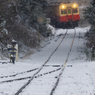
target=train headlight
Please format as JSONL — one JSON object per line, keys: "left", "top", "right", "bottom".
{"left": 73, "top": 4, "right": 76, "bottom": 8}
{"left": 61, "top": 5, "right": 65, "bottom": 9}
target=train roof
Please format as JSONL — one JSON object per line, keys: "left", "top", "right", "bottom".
{"left": 48, "top": 2, "right": 78, "bottom": 7}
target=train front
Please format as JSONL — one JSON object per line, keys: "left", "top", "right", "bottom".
{"left": 58, "top": 3, "right": 80, "bottom": 28}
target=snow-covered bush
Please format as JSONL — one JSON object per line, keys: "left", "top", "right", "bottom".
{"left": 83, "top": 0, "right": 95, "bottom": 59}
{"left": 17, "top": 0, "right": 48, "bottom": 36}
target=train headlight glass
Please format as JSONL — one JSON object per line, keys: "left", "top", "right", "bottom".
{"left": 73, "top": 4, "right": 76, "bottom": 8}
{"left": 62, "top": 5, "right": 65, "bottom": 9}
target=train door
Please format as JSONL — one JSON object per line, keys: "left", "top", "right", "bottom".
{"left": 61, "top": 9, "right": 67, "bottom": 22}
{"left": 67, "top": 8, "right": 73, "bottom": 21}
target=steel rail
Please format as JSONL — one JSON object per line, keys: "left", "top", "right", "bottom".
{"left": 0, "top": 68, "right": 38, "bottom": 79}
{"left": 50, "top": 28, "right": 76, "bottom": 95}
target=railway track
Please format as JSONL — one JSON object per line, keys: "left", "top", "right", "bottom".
{"left": 0, "top": 65, "right": 61, "bottom": 79}
{"left": 0, "top": 28, "right": 76, "bottom": 95}
{"left": 14, "top": 29, "right": 68, "bottom": 95}
{"left": 0, "top": 67, "right": 61, "bottom": 84}
{"left": 0, "top": 65, "right": 61, "bottom": 83}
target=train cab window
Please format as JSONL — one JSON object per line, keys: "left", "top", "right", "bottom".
{"left": 68, "top": 9, "right": 71, "bottom": 14}
{"left": 61, "top": 9, "right": 67, "bottom": 14}
{"left": 73, "top": 8, "right": 78, "bottom": 13}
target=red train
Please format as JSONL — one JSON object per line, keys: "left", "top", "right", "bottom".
{"left": 48, "top": 2, "right": 80, "bottom": 28}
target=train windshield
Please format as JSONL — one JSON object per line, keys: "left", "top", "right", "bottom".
{"left": 73, "top": 8, "right": 78, "bottom": 13}
{"left": 61, "top": 9, "right": 67, "bottom": 14}
{"left": 68, "top": 9, "right": 72, "bottom": 14}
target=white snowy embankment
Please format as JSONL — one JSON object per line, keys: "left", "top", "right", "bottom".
{"left": 1, "top": 25, "right": 95, "bottom": 95}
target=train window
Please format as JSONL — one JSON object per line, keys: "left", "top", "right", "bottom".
{"left": 68, "top": 9, "right": 71, "bottom": 14}
{"left": 73, "top": 8, "right": 78, "bottom": 13}
{"left": 61, "top": 9, "right": 67, "bottom": 14}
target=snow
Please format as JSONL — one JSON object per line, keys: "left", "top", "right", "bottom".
{"left": 54, "top": 61, "right": 95, "bottom": 95}
{"left": 0, "top": 26, "right": 95, "bottom": 95}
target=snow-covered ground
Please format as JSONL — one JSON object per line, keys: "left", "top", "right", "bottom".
{"left": 0, "top": 26, "right": 95, "bottom": 95}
